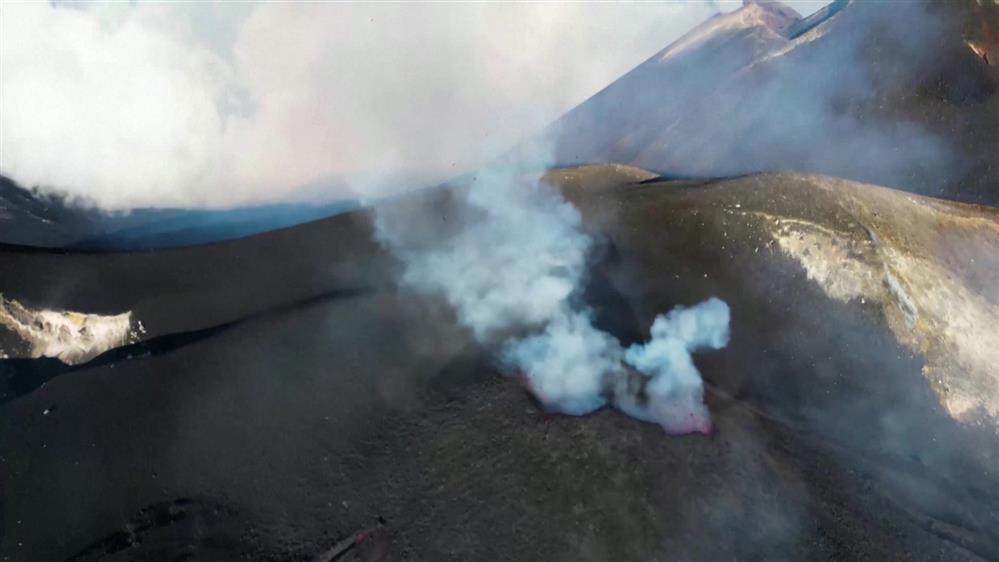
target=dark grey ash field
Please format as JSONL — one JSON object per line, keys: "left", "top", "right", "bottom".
{"left": 2, "top": 1, "right": 998, "bottom": 561}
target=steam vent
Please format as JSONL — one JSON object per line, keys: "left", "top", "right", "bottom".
{"left": 2, "top": 1, "right": 998, "bottom": 561}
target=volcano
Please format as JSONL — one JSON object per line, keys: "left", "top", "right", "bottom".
{"left": 542, "top": 0, "right": 999, "bottom": 206}
{"left": 2, "top": 2, "right": 998, "bottom": 561}
{"left": 3, "top": 166, "right": 997, "bottom": 561}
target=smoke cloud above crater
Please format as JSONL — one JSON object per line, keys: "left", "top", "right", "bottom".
{"left": 0, "top": 1, "right": 829, "bottom": 210}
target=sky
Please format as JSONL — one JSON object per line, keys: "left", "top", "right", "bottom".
{"left": 0, "top": 0, "right": 831, "bottom": 210}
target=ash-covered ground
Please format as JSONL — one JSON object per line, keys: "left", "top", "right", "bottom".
{"left": 2, "top": 167, "right": 997, "bottom": 561}
{"left": 2, "top": 1, "right": 999, "bottom": 561}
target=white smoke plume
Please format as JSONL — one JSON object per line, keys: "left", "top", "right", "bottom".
{"left": 0, "top": 1, "right": 729, "bottom": 210}
{"left": 0, "top": 1, "right": 830, "bottom": 210}
{"left": 375, "top": 163, "right": 730, "bottom": 435}
{"left": 503, "top": 309, "right": 624, "bottom": 417}
{"left": 618, "top": 298, "right": 730, "bottom": 434}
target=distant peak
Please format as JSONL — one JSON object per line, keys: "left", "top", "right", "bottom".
{"left": 741, "top": 0, "right": 804, "bottom": 31}
{"left": 658, "top": 0, "right": 801, "bottom": 62}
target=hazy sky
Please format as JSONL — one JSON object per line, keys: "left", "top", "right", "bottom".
{"left": 0, "top": 1, "right": 830, "bottom": 209}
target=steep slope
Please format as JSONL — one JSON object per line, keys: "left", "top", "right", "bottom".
{"left": 544, "top": 0, "right": 999, "bottom": 205}
{"left": 2, "top": 166, "right": 996, "bottom": 560}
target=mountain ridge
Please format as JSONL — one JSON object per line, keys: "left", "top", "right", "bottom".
{"left": 542, "top": 0, "right": 999, "bottom": 205}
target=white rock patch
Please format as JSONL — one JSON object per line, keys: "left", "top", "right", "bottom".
{"left": 0, "top": 295, "right": 142, "bottom": 365}
{"left": 766, "top": 215, "right": 999, "bottom": 428}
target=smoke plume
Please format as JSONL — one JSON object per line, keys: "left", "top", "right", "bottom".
{"left": 618, "top": 299, "right": 730, "bottom": 434}
{"left": 0, "top": 1, "right": 745, "bottom": 210}
{"left": 375, "top": 163, "right": 730, "bottom": 435}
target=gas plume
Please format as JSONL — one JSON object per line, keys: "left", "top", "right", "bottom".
{"left": 375, "top": 163, "right": 729, "bottom": 435}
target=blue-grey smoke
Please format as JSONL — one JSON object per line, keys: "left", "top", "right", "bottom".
{"left": 618, "top": 298, "right": 730, "bottom": 434}
{"left": 501, "top": 308, "right": 624, "bottom": 416}
{"left": 375, "top": 164, "right": 729, "bottom": 435}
